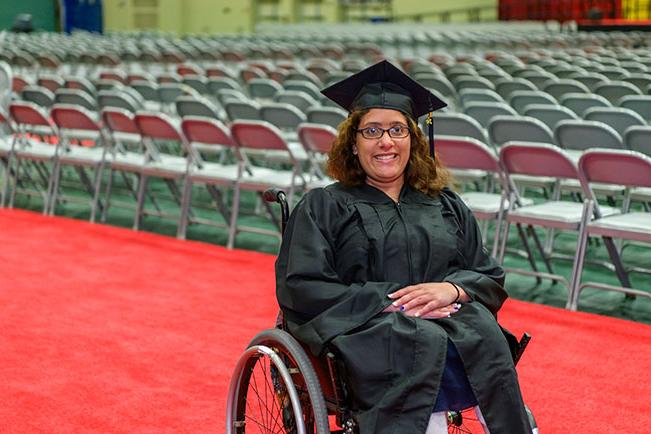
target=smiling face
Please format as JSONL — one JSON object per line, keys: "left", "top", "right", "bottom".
{"left": 353, "top": 108, "right": 411, "bottom": 198}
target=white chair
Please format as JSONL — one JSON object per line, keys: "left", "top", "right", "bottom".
{"left": 570, "top": 149, "right": 651, "bottom": 310}
{"left": 297, "top": 123, "right": 336, "bottom": 189}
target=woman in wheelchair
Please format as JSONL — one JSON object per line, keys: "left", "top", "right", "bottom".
{"left": 275, "top": 61, "right": 532, "bottom": 434}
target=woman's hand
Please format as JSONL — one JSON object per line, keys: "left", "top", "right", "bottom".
{"left": 386, "top": 282, "right": 468, "bottom": 318}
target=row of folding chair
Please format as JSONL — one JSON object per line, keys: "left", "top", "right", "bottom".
{"left": 436, "top": 136, "right": 651, "bottom": 311}
{"left": 0, "top": 101, "right": 337, "bottom": 249}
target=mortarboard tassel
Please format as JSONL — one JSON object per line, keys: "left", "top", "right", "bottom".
{"left": 426, "top": 111, "right": 436, "bottom": 176}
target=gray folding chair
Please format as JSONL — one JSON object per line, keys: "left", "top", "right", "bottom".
{"left": 175, "top": 95, "right": 224, "bottom": 121}
{"left": 415, "top": 74, "right": 457, "bottom": 100}
{"left": 49, "top": 104, "right": 108, "bottom": 221}
{"left": 182, "top": 75, "right": 209, "bottom": 95}
{"left": 522, "top": 104, "right": 579, "bottom": 130}
{"left": 283, "top": 80, "right": 322, "bottom": 101}
{"left": 488, "top": 115, "right": 555, "bottom": 148}
{"left": 542, "top": 79, "right": 590, "bottom": 100}
{"left": 306, "top": 106, "right": 347, "bottom": 130}
{"left": 518, "top": 71, "right": 557, "bottom": 89}
{"left": 207, "top": 76, "right": 242, "bottom": 97}
{"left": 559, "top": 93, "right": 612, "bottom": 117}
{"left": 274, "top": 90, "right": 318, "bottom": 112}
{"left": 594, "top": 81, "right": 642, "bottom": 105}
{"left": 583, "top": 107, "right": 647, "bottom": 137}
{"left": 459, "top": 89, "right": 503, "bottom": 108}
{"left": 624, "top": 126, "right": 651, "bottom": 157}
{"left": 431, "top": 111, "right": 488, "bottom": 143}
{"left": 54, "top": 89, "right": 97, "bottom": 111}
{"left": 224, "top": 100, "right": 261, "bottom": 122}
{"left": 454, "top": 75, "right": 496, "bottom": 92}
{"left": 570, "top": 149, "right": 651, "bottom": 310}
{"left": 554, "top": 119, "right": 625, "bottom": 153}
{"left": 97, "top": 90, "right": 143, "bottom": 113}
{"left": 494, "top": 78, "right": 537, "bottom": 100}
{"left": 624, "top": 73, "right": 651, "bottom": 93}
{"left": 618, "top": 95, "right": 651, "bottom": 121}
{"left": 566, "top": 72, "right": 608, "bottom": 89}
{"left": 508, "top": 90, "right": 557, "bottom": 114}
{"left": 464, "top": 101, "right": 518, "bottom": 128}
{"left": 247, "top": 78, "right": 282, "bottom": 101}
{"left": 177, "top": 116, "right": 240, "bottom": 241}
{"left": 21, "top": 85, "right": 55, "bottom": 108}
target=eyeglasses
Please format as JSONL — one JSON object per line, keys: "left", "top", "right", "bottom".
{"left": 356, "top": 125, "right": 410, "bottom": 140}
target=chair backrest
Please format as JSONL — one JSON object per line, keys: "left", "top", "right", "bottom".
{"left": 500, "top": 141, "right": 579, "bottom": 180}
{"left": 134, "top": 111, "right": 185, "bottom": 143}
{"left": 37, "top": 74, "right": 65, "bottom": 93}
{"left": 459, "top": 88, "right": 503, "bottom": 107}
{"left": 436, "top": 135, "right": 501, "bottom": 173}
{"left": 97, "top": 90, "right": 142, "bottom": 113}
{"left": 432, "top": 112, "right": 488, "bottom": 143}
{"left": 283, "top": 80, "right": 321, "bottom": 100}
{"left": 464, "top": 101, "right": 517, "bottom": 128}
{"left": 508, "top": 90, "right": 557, "bottom": 114}
{"left": 454, "top": 75, "right": 496, "bottom": 91}
{"left": 297, "top": 123, "right": 337, "bottom": 154}
{"left": 494, "top": 77, "right": 537, "bottom": 99}
{"left": 566, "top": 72, "right": 608, "bottom": 89}
{"left": 522, "top": 104, "right": 579, "bottom": 130}
{"left": 181, "top": 116, "right": 234, "bottom": 149}
{"left": 306, "top": 107, "right": 347, "bottom": 130}
{"left": 594, "top": 81, "right": 642, "bottom": 105}
{"left": 583, "top": 106, "right": 646, "bottom": 137}
{"left": 131, "top": 80, "right": 159, "bottom": 101}
{"left": 175, "top": 95, "right": 222, "bottom": 120}
{"left": 21, "top": 85, "right": 55, "bottom": 108}
{"left": 623, "top": 126, "right": 651, "bottom": 157}
{"left": 542, "top": 79, "right": 590, "bottom": 100}
{"left": 101, "top": 108, "right": 140, "bottom": 135}
{"left": 618, "top": 95, "right": 651, "bottom": 121}
{"left": 181, "top": 75, "right": 209, "bottom": 94}
{"left": 247, "top": 78, "right": 282, "bottom": 100}
{"left": 558, "top": 92, "right": 612, "bottom": 116}
{"left": 415, "top": 74, "right": 456, "bottom": 98}
{"left": 224, "top": 100, "right": 261, "bottom": 121}
{"left": 284, "top": 70, "right": 322, "bottom": 87}
{"left": 64, "top": 76, "right": 96, "bottom": 96}
{"left": 554, "top": 119, "right": 625, "bottom": 152}
{"left": 578, "top": 149, "right": 651, "bottom": 205}
{"left": 9, "top": 101, "right": 56, "bottom": 130}
{"left": 274, "top": 90, "right": 318, "bottom": 112}
{"left": 488, "top": 115, "right": 555, "bottom": 147}
{"left": 260, "top": 102, "right": 306, "bottom": 130}
{"left": 518, "top": 71, "right": 557, "bottom": 89}
{"left": 50, "top": 104, "right": 100, "bottom": 132}
{"left": 54, "top": 89, "right": 96, "bottom": 111}
{"left": 230, "top": 120, "right": 293, "bottom": 158}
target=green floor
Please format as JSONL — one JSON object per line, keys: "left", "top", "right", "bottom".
{"left": 8, "top": 169, "right": 651, "bottom": 325}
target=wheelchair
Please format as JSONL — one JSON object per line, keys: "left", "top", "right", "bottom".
{"left": 226, "top": 189, "right": 538, "bottom": 434}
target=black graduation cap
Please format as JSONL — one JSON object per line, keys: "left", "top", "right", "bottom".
{"left": 321, "top": 60, "right": 447, "bottom": 161}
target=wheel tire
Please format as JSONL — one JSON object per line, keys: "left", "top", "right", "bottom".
{"left": 226, "top": 328, "right": 330, "bottom": 434}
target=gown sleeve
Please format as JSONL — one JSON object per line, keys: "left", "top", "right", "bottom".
{"left": 276, "top": 188, "right": 400, "bottom": 355}
{"left": 441, "top": 189, "right": 508, "bottom": 316}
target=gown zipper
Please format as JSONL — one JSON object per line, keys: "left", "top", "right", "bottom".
{"left": 395, "top": 201, "right": 414, "bottom": 284}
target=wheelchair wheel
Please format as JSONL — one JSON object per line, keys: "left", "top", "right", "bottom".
{"left": 446, "top": 404, "right": 538, "bottom": 433}
{"left": 226, "top": 328, "right": 330, "bottom": 434}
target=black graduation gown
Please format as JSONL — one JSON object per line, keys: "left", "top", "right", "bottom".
{"left": 276, "top": 183, "right": 531, "bottom": 434}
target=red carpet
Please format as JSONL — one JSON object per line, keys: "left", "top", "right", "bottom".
{"left": 0, "top": 209, "right": 649, "bottom": 433}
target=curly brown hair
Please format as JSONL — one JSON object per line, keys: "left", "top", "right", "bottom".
{"left": 326, "top": 109, "right": 450, "bottom": 197}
